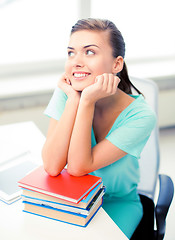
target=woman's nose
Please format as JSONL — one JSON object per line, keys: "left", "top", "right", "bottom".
{"left": 73, "top": 54, "right": 84, "bottom": 68}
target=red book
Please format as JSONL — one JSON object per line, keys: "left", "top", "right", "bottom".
{"left": 18, "top": 166, "right": 102, "bottom": 204}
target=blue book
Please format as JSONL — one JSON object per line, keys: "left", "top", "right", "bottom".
{"left": 23, "top": 189, "right": 104, "bottom": 227}
{"left": 22, "top": 185, "right": 105, "bottom": 215}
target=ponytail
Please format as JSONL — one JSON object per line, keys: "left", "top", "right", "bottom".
{"left": 118, "top": 62, "right": 142, "bottom": 95}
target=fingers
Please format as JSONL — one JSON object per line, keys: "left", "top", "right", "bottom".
{"left": 95, "top": 73, "right": 120, "bottom": 95}
{"left": 66, "top": 78, "right": 71, "bottom": 85}
{"left": 113, "top": 76, "right": 120, "bottom": 93}
{"left": 58, "top": 73, "right": 66, "bottom": 88}
{"left": 58, "top": 73, "right": 71, "bottom": 87}
{"left": 112, "top": 75, "right": 120, "bottom": 94}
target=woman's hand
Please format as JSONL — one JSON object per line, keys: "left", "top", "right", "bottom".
{"left": 58, "top": 73, "right": 80, "bottom": 99}
{"left": 81, "top": 73, "right": 120, "bottom": 104}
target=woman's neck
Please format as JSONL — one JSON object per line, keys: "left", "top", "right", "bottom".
{"left": 95, "top": 90, "right": 122, "bottom": 114}
{"left": 94, "top": 89, "right": 135, "bottom": 117}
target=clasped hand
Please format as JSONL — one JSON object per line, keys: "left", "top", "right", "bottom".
{"left": 58, "top": 73, "right": 120, "bottom": 103}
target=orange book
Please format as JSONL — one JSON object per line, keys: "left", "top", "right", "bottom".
{"left": 18, "top": 166, "right": 102, "bottom": 204}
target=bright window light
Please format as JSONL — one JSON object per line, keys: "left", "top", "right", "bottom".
{"left": 0, "top": 0, "right": 79, "bottom": 65}
{"left": 91, "top": 0, "right": 175, "bottom": 61}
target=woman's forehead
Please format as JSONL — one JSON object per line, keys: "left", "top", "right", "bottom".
{"left": 68, "top": 30, "right": 111, "bottom": 48}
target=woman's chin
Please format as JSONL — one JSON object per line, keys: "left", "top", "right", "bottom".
{"left": 71, "top": 83, "right": 87, "bottom": 92}
{"left": 72, "top": 86, "right": 83, "bottom": 92}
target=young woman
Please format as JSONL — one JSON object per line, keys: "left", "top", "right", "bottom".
{"left": 42, "top": 18, "right": 156, "bottom": 239}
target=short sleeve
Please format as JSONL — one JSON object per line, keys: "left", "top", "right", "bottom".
{"left": 44, "top": 87, "right": 68, "bottom": 121}
{"left": 106, "top": 108, "right": 157, "bottom": 158}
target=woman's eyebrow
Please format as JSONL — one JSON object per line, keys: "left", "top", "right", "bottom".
{"left": 67, "top": 46, "right": 74, "bottom": 50}
{"left": 67, "top": 44, "right": 100, "bottom": 50}
{"left": 83, "top": 44, "right": 100, "bottom": 49}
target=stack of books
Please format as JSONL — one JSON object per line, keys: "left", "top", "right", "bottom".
{"left": 18, "top": 166, "right": 105, "bottom": 227}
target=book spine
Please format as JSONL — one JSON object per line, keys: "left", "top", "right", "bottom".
{"left": 23, "top": 202, "right": 102, "bottom": 227}
{"left": 22, "top": 201, "right": 88, "bottom": 217}
{"left": 22, "top": 197, "right": 89, "bottom": 215}
{"left": 22, "top": 187, "right": 105, "bottom": 216}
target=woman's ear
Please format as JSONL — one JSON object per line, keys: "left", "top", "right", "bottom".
{"left": 112, "top": 56, "right": 124, "bottom": 74}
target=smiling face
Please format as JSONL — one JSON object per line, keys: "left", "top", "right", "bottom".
{"left": 65, "top": 30, "right": 118, "bottom": 91}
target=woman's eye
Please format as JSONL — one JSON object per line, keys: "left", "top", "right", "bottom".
{"left": 68, "top": 51, "right": 75, "bottom": 57}
{"left": 86, "top": 50, "right": 95, "bottom": 55}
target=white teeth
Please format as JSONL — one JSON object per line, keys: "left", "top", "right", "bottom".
{"left": 74, "top": 73, "right": 89, "bottom": 78}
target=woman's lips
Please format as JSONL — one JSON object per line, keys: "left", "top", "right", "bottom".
{"left": 73, "top": 72, "right": 91, "bottom": 80}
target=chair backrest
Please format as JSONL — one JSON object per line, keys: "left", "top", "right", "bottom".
{"left": 130, "top": 76, "right": 160, "bottom": 200}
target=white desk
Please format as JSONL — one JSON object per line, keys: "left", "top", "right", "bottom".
{"left": 0, "top": 122, "right": 128, "bottom": 240}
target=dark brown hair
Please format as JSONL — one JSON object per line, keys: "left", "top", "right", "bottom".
{"left": 71, "top": 18, "right": 142, "bottom": 95}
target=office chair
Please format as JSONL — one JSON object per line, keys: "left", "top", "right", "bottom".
{"left": 129, "top": 77, "right": 174, "bottom": 240}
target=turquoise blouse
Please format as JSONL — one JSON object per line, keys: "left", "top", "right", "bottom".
{"left": 44, "top": 87, "right": 156, "bottom": 239}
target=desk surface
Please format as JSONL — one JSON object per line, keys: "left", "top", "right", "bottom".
{"left": 0, "top": 122, "right": 128, "bottom": 240}
{"left": 0, "top": 200, "right": 128, "bottom": 240}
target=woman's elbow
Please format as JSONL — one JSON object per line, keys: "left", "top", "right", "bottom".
{"left": 67, "top": 164, "right": 88, "bottom": 177}
{"left": 43, "top": 162, "right": 63, "bottom": 177}
{"left": 42, "top": 151, "right": 64, "bottom": 176}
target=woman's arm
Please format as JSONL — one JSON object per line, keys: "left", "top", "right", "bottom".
{"left": 42, "top": 74, "right": 80, "bottom": 176}
{"left": 67, "top": 74, "right": 126, "bottom": 176}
